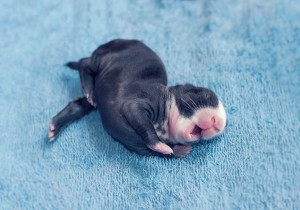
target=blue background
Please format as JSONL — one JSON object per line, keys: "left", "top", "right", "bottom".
{"left": 0, "top": 0, "right": 299, "bottom": 209}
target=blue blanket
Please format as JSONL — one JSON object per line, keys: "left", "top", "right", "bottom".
{"left": 0, "top": 0, "right": 299, "bottom": 209}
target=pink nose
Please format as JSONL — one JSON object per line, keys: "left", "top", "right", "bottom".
{"left": 198, "top": 116, "right": 215, "bottom": 130}
{"left": 198, "top": 116, "right": 224, "bottom": 131}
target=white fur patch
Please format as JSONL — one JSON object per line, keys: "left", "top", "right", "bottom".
{"left": 192, "top": 101, "right": 227, "bottom": 132}
{"left": 168, "top": 97, "right": 227, "bottom": 143}
{"left": 154, "top": 94, "right": 227, "bottom": 144}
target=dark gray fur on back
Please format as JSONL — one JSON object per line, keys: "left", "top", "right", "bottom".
{"left": 58, "top": 39, "right": 220, "bottom": 157}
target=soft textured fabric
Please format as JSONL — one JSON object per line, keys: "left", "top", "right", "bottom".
{"left": 0, "top": 0, "right": 299, "bottom": 209}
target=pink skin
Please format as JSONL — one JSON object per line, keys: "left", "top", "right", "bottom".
{"left": 149, "top": 142, "right": 192, "bottom": 158}
{"left": 148, "top": 142, "right": 173, "bottom": 155}
{"left": 185, "top": 111, "right": 224, "bottom": 141}
{"left": 168, "top": 100, "right": 227, "bottom": 144}
{"left": 48, "top": 123, "right": 55, "bottom": 141}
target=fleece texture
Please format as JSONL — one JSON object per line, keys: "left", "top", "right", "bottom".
{"left": 0, "top": 0, "right": 299, "bottom": 209}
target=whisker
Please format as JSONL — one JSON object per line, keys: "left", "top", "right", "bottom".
{"left": 186, "top": 97, "right": 198, "bottom": 111}
{"left": 180, "top": 97, "right": 196, "bottom": 113}
{"left": 184, "top": 97, "right": 198, "bottom": 112}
